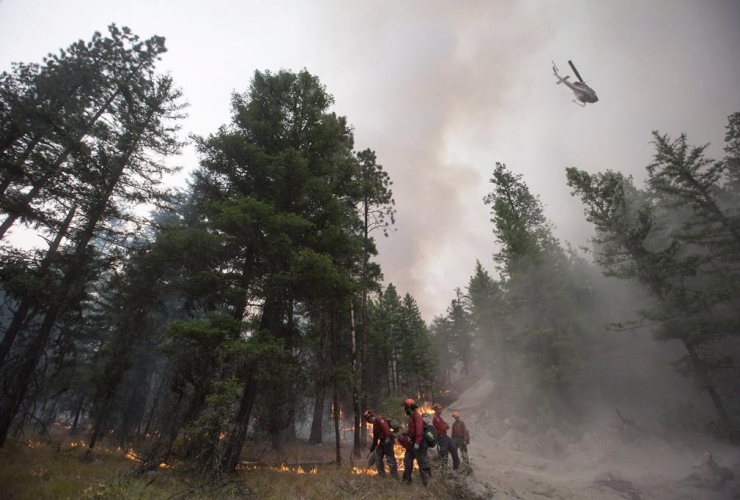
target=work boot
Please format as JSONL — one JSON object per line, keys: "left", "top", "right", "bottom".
{"left": 421, "top": 469, "right": 431, "bottom": 487}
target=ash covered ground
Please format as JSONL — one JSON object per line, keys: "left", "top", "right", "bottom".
{"left": 449, "top": 378, "right": 740, "bottom": 500}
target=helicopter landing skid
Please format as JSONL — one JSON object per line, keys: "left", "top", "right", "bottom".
{"left": 572, "top": 100, "right": 586, "bottom": 108}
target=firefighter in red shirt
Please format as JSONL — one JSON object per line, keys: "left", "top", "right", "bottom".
{"left": 363, "top": 410, "right": 398, "bottom": 478}
{"left": 432, "top": 403, "right": 460, "bottom": 471}
{"left": 451, "top": 412, "right": 470, "bottom": 464}
{"left": 402, "top": 398, "right": 432, "bottom": 486}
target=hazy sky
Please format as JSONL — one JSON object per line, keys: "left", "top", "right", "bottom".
{"left": 2, "top": 0, "right": 739, "bottom": 320}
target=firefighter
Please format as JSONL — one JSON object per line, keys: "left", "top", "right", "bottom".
{"left": 402, "top": 398, "right": 432, "bottom": 486}
{"left": 432, "top": 403, "right": 460, "bottom": 471}
{"left": 363, "top": 410, "right": 398, "bottom": 478}
{"left": 451, "top": 412, "right": 470, "bottom": 464}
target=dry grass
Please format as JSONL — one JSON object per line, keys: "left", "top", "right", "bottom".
{"left": 0, "top": 439, "right": 459, "bottom": 500}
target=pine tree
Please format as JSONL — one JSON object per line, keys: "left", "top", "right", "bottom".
{"left": 566, "top": 115, "right": 740, "bottom": 436}
{"left": 466, "top": 260, "right": 503, "bottom": 362}
{"left": 0, "top": 30, "right": 184, "bottom": 447}
{"left": 190, "top": 69, "right": 367, "bottom": 471}
{"left": 355, "top": 148, "right": 395, "bottom": 445}
{"left": 0, "top": 25, "right": 169, "bottom": 240}
{"left": 483, "top": 163, "right": 592, "bottom": 423}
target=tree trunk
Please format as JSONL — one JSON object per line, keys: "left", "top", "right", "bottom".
{"left": 333, "top": 387, "right": 341, "bottom": 466}
{"left": 143, "top": 393, "right": 158, "bottom": 437}
{"left": 231, "top": 246, "right": 255, "bottom": 322}
{"left": 390, "top": 348, "right": 397, "bottom": 396}
{"left": 309, "top": 312, "right": 329, "bottom": 445}
{"left": 308, "top": 392, "right": 325, "bottom": 445}
{"left": 224, "top": 368, "right": 257, "bottom": 473}
{"left": 0, "top": 204, "right": 77, "bottom": 368}
{"left": 684, "top": 342, "right": 730, "bottom": 424}
{"left": 40, "top": 399, "right": 58, "bottom": 431}
{"left": 88, "top": 414, "right": 105, "bottom": 450}
{"left": 0, "top": 135, "right": 42, "bottom": 197}
{"left": 134, "top": 373, "right": 153, "bottom": 436}
{"left": 360, "top": 201, "right": 369, "bottom": 446}
{"left": 386, "top": 359, "right": 392, "bottom": 397}
{"left": 70, "top": 396, "right": 84, "bottom": 436}
{"left": 219, "top": 246, "right": 260, "bottom": 473}
{"left": 330, "top": 312, "right": 341, "bottom": 465}
{"left": 350, "top": 299, "right": 361, "bottom": 458}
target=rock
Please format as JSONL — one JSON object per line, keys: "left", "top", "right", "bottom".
{"left": 542, "top": 428, "right": 568, "bottom": 457}
{"left": 593, "top": 472, "right": 643, "bottom": 500}
{"left": 682, "top": 450, "right": 734, "bottom": 489}
{"left": 468, "top": 480, "right": 496, "bottom": 499}
{"left": 529, "top": 486, "right": 556, "bottom": 498}
{"left": 450, "top": 475, "right": 496, "bottom": 500}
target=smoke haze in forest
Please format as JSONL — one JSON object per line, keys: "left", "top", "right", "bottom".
{"left": 2, "top": 4, "right": 740, "bottom": 498}
{"left": 1, "top": 0, "right": 739, "bottom": 319}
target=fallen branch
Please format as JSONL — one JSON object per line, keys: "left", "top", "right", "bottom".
{"left": 165, "top": 479, "right": 253, "bottom": 500}
{"left": 8, "top": 437, "right": 36, "bottom": 448}
{"left": 614, "top": 408, "right": 643, "bottom": 432}
{"left": 23, "top": 411, "right": 58, "bottom": 449}
{"left": 239, "top": 460, "right": 336, "bottom": 467}
{"left": 593, "top": 474, "right": 642, "bottom": 500}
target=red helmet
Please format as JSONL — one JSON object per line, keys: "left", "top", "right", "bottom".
{"left": 403, "top": 398, "right": 416, "bottom": 407}
{"left": 363, "top": 410, "right": 375, "bottom": 420}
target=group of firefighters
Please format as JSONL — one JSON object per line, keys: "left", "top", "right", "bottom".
{"left": 362, "top": 398, "right": 471, "bottom": 487}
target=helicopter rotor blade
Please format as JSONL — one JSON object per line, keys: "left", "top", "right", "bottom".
{"left": 568, "top": 60, "right": 584, "bottom": 82}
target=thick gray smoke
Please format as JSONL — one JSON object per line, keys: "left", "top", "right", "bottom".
{"left": 2, "top": 0, "right": 738, "bottom": 318}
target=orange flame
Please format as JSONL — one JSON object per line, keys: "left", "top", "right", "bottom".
{"left": 419, "top": 405, "right": 435, "bottom": 415}
{"left": 237, "top": 463, "right": 320, "bottom": 474}
{"left": 351, "top": 466, "right": 378, "bottom": 476}
{"left": 392, "top": 441, "right": 418, "bottom": 472}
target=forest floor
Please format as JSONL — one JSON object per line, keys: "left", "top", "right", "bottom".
{"left": 449, "top": 377, "right": 740, "bottom": 500}
{"left": 4, "top": 377, "right": 740, "bottom": 499}
{"left": 0, "top": 428, "right": 476, "bottom": 499}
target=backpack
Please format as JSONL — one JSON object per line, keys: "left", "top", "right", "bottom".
{"left": 387, "top": 418, "right": 401, "bottom": 434}
{"left": 422, "top": 422, "right": 438, "bottom": 448}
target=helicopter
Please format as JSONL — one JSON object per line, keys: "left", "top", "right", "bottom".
{"left": 552, "top": 60, "right": 598, "bottom": 107}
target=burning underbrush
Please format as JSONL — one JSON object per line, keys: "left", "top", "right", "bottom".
{"left": 0, "top": 407, "right": 482, "bottom": 499}
{"left": 0, "top": 430, "right": 466, "bottom": 500}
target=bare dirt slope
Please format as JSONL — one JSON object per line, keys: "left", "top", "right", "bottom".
{"left": 448, "top": 378, "right": 740, "bottom": 500}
